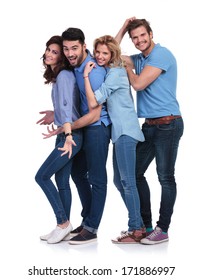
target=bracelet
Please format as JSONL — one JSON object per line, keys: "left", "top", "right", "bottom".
{"left": 83, "top": 75, "right": 88, "bottom": 78}
{"left": 65, "top": 132, "right": 72, "bottom": 138}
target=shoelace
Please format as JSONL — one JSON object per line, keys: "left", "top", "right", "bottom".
{"left": 117, "top": 232, "right": 131, "bottom": 240}
{"left": 148, "top": 229, "right": 160, "bottom": 238}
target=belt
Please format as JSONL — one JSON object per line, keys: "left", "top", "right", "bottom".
{"left": 145, "top": 115, "right": 181, "bottom": 125}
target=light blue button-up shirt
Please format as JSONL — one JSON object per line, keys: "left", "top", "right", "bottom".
{"left": 51, "top": 70, "right": 81, "bottom": 126}
{"left": 94, "top": 66, "right": 144, "bottom": 143}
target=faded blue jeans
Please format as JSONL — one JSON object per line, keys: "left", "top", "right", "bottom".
{"left": 136, "top": 118, "right": 184, "bottom": 232}
{"left": 35, "top": 130, "right": 83, "bottom": 225}
{"left": 113, "top": 135, "right": 144, "bottom": 231}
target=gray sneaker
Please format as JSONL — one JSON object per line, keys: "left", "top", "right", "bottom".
{"left": 140, "top": 226, "right": 169, "bottom": 245}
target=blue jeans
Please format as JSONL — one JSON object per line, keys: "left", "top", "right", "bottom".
{"left": 80, "top": 124, "right": 111, "bottom": 233}
{"left": 113, "top": 135, "right": 144, "bottom": 231}
{"left": 71, "top": 148, "right": 92, "bottom": 225}
{"left": 136, "top": 118, "right": 184, "bottom": 232}
{"left": 35, "top": 130, "right": 83, "bottom": 225}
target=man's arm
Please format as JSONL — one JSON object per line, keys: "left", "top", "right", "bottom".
{"left": 126, "top": 65, "right": 162, "bottom": 91}
{"left": 71, "top": 106, "right": 102, "bottom": 130}
{"left": 115, "top": 17, "right": 136, "bottom": 70}
{"left": 115, "top": 17, "right": 136, "bottom": 44}
{"left": 41, "top": 106, "right": 101, "bottom": 139}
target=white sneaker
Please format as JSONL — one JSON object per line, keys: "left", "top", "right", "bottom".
{"left": 47, "top": 223, "right": 73, "bottom": 244}
{"left": 62, "top": 234, "right": 71, "bottom": 241}
{"left": 40, "top": 225, "right": 72, "bottom": 241}
{"left": 40, "top": 228, "right": 57, "bottom": 241}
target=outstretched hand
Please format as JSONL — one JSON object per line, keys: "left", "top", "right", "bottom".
{"left": 36, "top": 110, "right": 54, "bottom": 125}
{"left": 42, "top": 125, "right": 64, "bottom": 139}
{"left": 58, "top": 137, "right": 77, "bottom": 158}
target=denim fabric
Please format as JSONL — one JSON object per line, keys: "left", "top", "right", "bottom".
{"left": 80, "top": 123, "right": 111, "bottom": 233}
{"left": 113, "top": 135, "right": 144, "bottom": 231}
{"left": 71, "top": 148, "right": 92, "bottom": 224}
{"left": 35, "top": 130, "right": 83, "bottom": 224}
{"left": 136, "top": 118, "right": 184, "bottom": 232}
{"left": 94, "top": 67, "right": 144, "bottom": 143}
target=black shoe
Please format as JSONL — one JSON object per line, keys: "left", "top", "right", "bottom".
{"left": 70, "top": 225, "right": 83, "bottom": 237}
{"left": 68, "top": 229, "right": 97, "bottom": 244}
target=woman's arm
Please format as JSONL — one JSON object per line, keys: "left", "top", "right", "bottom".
{"left": 126, "top": 64, "right": 162, "bottom": 91}
{"left": 83, "top": 62, "right": 99, "bottom": 109}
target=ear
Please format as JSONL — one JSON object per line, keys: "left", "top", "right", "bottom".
{"left": 83, "top": 43, "right": 87, "bottom": 51}
{"left": 150, "top": 31, "right": 153, "bottom": 39}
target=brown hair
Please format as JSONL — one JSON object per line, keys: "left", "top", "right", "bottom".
{"left": 127, "top": 19, "right": 153, "bottom": 38}
{"left": 42, "top": 35, "right": 72, "bottom": 84}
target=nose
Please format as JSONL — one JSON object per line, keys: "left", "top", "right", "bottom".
{"left": 67, "top": 49, "right": 74, "bottom": 57}
{"left": 97, "top": 53, "right": 102, "bottom": 59}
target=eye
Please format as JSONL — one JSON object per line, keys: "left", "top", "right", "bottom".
{"left": 53, "top": 50, "right": 59, "bottom": 55}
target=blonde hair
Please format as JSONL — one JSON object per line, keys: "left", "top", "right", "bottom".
{"left": 93, "top": 35, "right": 123, "bottom": 67}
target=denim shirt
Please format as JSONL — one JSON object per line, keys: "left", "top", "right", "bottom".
{"left": 51, "top": 70, "right": 81, "bottom": 126}
{"left": 74, "top": 50, "right": 111, "bottom": 126}
{"left": 94, "top": 67, "right": 144, "bottom": 143}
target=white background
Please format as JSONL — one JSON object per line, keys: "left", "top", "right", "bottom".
{"left": 1, "top": 0, "right": 201, "bottom": 279}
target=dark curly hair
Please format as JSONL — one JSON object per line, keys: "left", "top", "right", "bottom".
{"left": 42, "top": 35, "right": 73, "bottom": 84}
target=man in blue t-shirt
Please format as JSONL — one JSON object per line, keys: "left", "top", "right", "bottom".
{"left": 61, "top": 28, "right": 111, "bottom": 245}
{"left": 116, "top": 18, "right": 184, "bottom": 245}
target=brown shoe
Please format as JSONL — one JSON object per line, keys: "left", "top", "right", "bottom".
{"left": 112, "top": 228, "right": 146, "bottom": 244}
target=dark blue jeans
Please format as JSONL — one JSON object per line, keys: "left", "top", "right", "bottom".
{"left": 80, "top": 124, "right": 111, "bottom": 234}
{"left": 136, "top": 118, "right": 184, "bottom": 232}
{"left": 71, "top": 148, "right": 92, "bottom": 225}
{"left": 35, "top": 130, "right": 83, "bottom": 224}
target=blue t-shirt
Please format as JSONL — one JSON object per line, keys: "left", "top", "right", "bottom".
{"left": 130, "top": 43, "right": 181, "bottom": 118}
{"left": 74, "top": 50, "right": 111, "bottom": 126}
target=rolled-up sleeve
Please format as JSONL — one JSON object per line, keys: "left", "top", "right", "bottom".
{"left": 94, "top": 69, "right": 120, "bottom": 105}
{"left": 53, "top": 71, "right": 77, "bottom": 126}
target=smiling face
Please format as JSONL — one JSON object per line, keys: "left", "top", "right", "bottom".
{"left": 130, "top": 25, "right": 153, "bottom": 56}
{"left": 63, "top": 40, "right": 87, "bottom": 67}
{"left": 94, "top": 43, "right": 111, "bottom": 67}
{"left": 44, "top": 43, "right": 61, "bottom": 70}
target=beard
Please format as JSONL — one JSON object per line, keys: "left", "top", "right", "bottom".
{"left": 68, "top": 49, "right": 86, "bottom": 67}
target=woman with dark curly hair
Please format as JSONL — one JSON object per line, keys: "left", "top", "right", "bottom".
{"left": 35, "top": 35, "right": 84, "bottom": 244}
